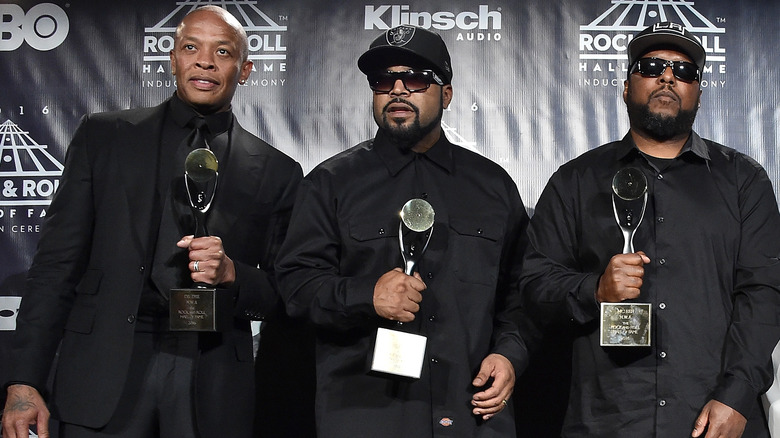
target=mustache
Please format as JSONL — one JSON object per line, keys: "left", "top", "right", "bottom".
{"left": 649, "top": 85, "right": 681, "bottom": 101}
{"left": 383, "top": 97, "right": 420, "bottom": 114}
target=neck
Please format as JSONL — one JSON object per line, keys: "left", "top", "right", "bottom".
{"left": 629, "top": 128, "right": 689, "bottom": 158}
{"left": 410, "top": 127, "right": 442, "bottom": 153}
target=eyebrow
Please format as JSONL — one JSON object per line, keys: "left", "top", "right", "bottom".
{"left": 179, "top": 36, "right": 237, "bottom": 51}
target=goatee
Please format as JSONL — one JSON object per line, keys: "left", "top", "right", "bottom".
{"left": 378, "top": 97, "right": 442, "bottom": 150}
{"left": 626, "top": 92, "right": 698, "bottom": 141}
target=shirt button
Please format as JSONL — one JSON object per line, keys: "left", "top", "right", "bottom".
{"left": 659, "top": 351, "right": 667, "bottom": 359}
{"left": 659, "top": 258, "right": 666, "bottom": 265}
{"left": 139, "top": 265, "right": 145, "bottom": 272}
{"left": 477, "top": 228, "right": 483, "bottom": 234}
{"left": 429, "top": 315, "right": 436, "bottom": 322}
{"left": 427, "top": 272, "right": 433, "bottom": 279}
{"left": 127, "top": 315, "right": 136, "bottom": 324}
{"left": 378, "top": 228, "right": 385, "bottom": 235}
{"left": 657, "top": 217, "right": 664, "bottom": 223}
{"left": 659, "top": 302, "right": 666, "bottom": 309}
{"left": 431, "top": 357, "right": 438, "bottom": 364}
{"left": 659, "top": 400, "right": 666, "bottom": 407}
{"left": 657, "top": 174, "right": 664, "bottom": 180}
{"left": 421, "top": 192, "right": 428, "bottom": 199}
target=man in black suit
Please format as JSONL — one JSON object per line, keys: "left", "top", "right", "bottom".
{"left": 1, "top": 6, "right": 302, "bottom": 438}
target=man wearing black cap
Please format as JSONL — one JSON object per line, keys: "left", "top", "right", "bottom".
{"left": 521, "top": 21, "right": 780, "bottom": 437}
{"left": 276, "top": 25, "right": 535, "bottom": 437}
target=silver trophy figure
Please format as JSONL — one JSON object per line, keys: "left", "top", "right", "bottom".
{"left": 600, "top": 168, "right": 651, "bottom": 347}
{"left": 169, "top": 148, "right": 230, "bottom": 331}
{"left": 184, "top": 148, "right": 219, "bottom": 238}
{"left": 399, "top": 198, "right": 435, "bottom": 275}
{"left": 611, "top": 167, "right": 648, "bottom": 254}
{"left": 371, "top": 198, "right": 435, "bottom": 378}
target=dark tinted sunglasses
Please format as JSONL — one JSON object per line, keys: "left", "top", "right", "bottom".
{"left": 630, "top": 57, "right": 700, "bottom": 82}
{"left": 367, "top": 69, "right": 445, "bottom": 93}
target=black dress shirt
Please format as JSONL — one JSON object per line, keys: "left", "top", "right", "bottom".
{"left": 139, "top": 93, "right": 232, "bottom": 318}
{"left": 276, "top": 129, "right": 533, "bottom": 437}
{"left": 521, "top": 131, "right": 780, "bottom": 437}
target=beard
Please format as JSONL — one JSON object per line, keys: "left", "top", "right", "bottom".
{"left": 376, "top": 96, "right": 443, "bottom": 150}
{"left": 626, "top": 89, "right": 699, "bottom": 141}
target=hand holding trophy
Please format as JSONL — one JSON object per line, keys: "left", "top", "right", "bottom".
{"left": 169, "top": 148, "right": 231, "bottom": 331}
{"left": 600, "top": 168, "right": 652, "bottom": 347}
{"left": 371, "top": 199, "right": 434, "bottom": 378}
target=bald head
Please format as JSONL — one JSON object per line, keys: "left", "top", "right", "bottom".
{"left": 176, "top": 5, "right": 249, "bottom": 62}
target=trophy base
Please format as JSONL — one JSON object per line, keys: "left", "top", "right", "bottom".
{"left": 169, "top": 287, "right": 232, "bottom": 332}
{"left": 370, "top": 327, "right": 427, "bottom": 379}
{"left": 600, "top": 302, "right": 652, "bottom": 347}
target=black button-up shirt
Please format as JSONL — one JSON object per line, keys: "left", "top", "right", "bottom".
{"left": 276, "top": 129, "right": 534, "bottom": 437}
{"left": 521, "top": 131, "right": 780, "bottom": 436}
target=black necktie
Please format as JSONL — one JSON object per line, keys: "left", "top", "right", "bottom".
{"left": 149, "top": 117, "right": 210, "bottom": 295}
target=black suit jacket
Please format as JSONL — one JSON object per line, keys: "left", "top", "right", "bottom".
{"left": 8, "top": 99, "right": 302, "bottom": 437}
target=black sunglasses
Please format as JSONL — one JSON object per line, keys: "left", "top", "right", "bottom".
{"left": 366, "top": 69, "right": 445, "bottom": 93}
{"left": 630, "top": 57, "right": 700, "bottom": 82}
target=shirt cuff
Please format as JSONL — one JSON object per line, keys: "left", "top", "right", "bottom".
{"left": 712, "top": 376, "right": 761, "bottom": 419}
{"left": 572, "top": 273, "right": 601, "bottom": 323}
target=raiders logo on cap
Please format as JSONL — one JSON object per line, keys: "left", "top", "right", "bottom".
{"left": 386, "top": 25, "right": 416, "bottom": 46}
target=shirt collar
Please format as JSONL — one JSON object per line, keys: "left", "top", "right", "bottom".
{"left": 616, "top": 130, "right": 710, "bottom": 162}
{"left": 168, "top": 92, "right": 232, "bottom": 136}
{"left": 373, "top": 128, "right": 454, "bottom": 176}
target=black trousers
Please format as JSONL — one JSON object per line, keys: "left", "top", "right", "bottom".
{"left": 60, "top": 329, "right": 199, "bottom": 438}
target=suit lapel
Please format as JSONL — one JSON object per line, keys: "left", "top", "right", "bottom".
{"left": 206, "top": 123, "right": 267, "bottom": 240}
{"left": 116, "top": 102, "right": 168, "bottom": 253}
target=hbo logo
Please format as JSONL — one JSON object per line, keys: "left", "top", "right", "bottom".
{"left": 0, "top": 3, "right": 69, "bottom": 51}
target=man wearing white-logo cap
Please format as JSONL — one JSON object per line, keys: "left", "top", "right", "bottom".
{"left": 521, "top": 21, "right": 780, "bottom": 437}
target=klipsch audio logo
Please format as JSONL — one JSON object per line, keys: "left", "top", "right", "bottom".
{"left": 0, "top": 3, "right": 70, "bottom": 51}
{"left": 0, "top": 119, "right": 63, "bottom": 233}
{"left": 364, "top": 4, "right": 503, "bottom": 42}
{"left": 578, "top": 0, "right": 725, "bottom": 89}
{"left": 142, "top": 0, "right": 288, "bottom": 89}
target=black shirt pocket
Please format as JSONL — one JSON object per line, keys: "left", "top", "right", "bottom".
{"left": 449, "top": 217, "right": 503, "bottom": 286}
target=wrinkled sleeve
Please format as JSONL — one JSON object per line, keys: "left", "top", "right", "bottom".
{"left": 712, "top": 158, "right": 780, "bottom": 418}
{"left": 520, "top": 170, "right": 602, "bottom": 328}
{"left": 490, "top": 183, "right": 540, "bottom": 375}
{"left": 231, "top": 159, "right": 302, "bottom": 321}
{"left": 275, "top": 174, "right": 379, "bottom": 331}
{"left": 9, "top": 115, "right": 95, "bottom": 393}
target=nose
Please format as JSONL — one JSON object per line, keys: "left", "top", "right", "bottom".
{"left": 196, "top": 52, "right": 216, "bottom": 70}
{"left": 389, "top": 78, "right": 410, "bottom": 96}
{"left": 659, "top": 64, "right": 675, "bottom": 84}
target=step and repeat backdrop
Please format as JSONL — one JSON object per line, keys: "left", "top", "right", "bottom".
{"left": 1, "top": 0, "right": 779, "bottom": 433}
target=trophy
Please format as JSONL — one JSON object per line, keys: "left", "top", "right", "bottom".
{"left": 371, "top": 199, "right": 434, "bottom": 379}
{"left": 600, "top": 167, "right": 651, "bottom": 347}
{"left": 399, "top": 198, "right": 435, "bottom": 275}
{"left": 169, "top": 148, "right": 231, "bottom": 331}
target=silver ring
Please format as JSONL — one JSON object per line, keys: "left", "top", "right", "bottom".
{"left": 501, "top": 399, "right": 508, "bottom": 407}
{"left": 193, "top": 260, "right": 200, "bottom": 272}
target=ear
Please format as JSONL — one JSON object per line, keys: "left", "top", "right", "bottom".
{"left": 441, "top": 84, "right": 453, "bottom": 109}
{"left": 170, "top": 51, "right": 177, "bottom": 75}
{"left": 622, "top": 79, "right": 629, "bottom": 104}
{"left": 239, "top": 60, "right": 253, "bottom": 83}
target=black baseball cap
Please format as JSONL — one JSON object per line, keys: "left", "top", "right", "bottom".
{"left": 358, "top": 25, "right": 452, "bottom": 84}
{"left": 628, "top": 22, "right": 706, "bottom": 70}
